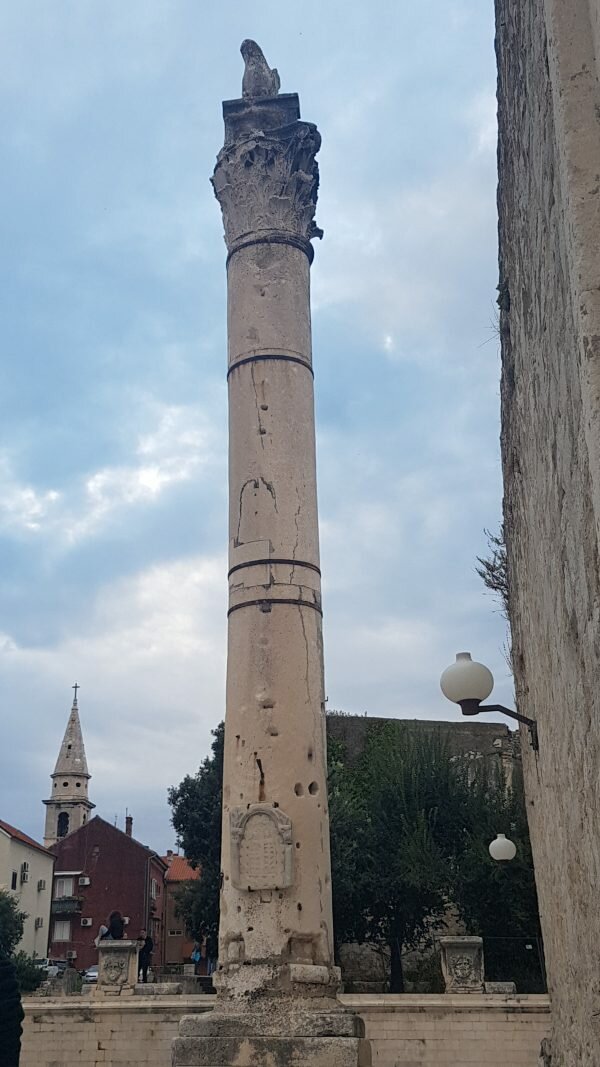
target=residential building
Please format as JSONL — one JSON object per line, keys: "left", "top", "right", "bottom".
{"left": 48, "top": 815, "right": 167, "bottom": 971}
{"left": 0, "top": 819, "right": 55, "bottom": 957}
{"left": 162, "top": 851, "right": 200, "bottom": 967}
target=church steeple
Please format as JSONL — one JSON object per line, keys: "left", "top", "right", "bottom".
{"left": 43, "top": 686, "right": 95, "bottom": 848}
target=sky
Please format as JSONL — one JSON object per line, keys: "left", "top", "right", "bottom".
{"left": 0, "top": 1, "right": 510, "bottom": 854}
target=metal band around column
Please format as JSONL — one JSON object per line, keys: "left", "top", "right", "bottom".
{"left": 226, "top": 232, "right": 314, "bottom": 267}
{"left": 227, "top": 597, "right": 322, "bottom": 617}
{"left": 228, "top": 558, "right": 321, "bottom": 579}
{"left": 227, "top": 353, "right": 314, "bottom": 379}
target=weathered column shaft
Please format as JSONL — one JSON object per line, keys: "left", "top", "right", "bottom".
{"left": 212, "top": 83, "right": 336, "bottom": 1001}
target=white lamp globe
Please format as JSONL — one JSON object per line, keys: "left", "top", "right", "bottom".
{"left": 440, "top": 652, "right": 494, "bottom": 705}
{"left": 489, "top": 833, "right": 517, "bottom": 862}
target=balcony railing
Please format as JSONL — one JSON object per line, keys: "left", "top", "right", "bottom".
{"left": 51, "top": 896, "right": 82, "bottom": 916}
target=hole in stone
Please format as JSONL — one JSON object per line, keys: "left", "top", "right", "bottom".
{"left": 308, "top": 782, "right": 319, "bottom": 795}
{"left": 247, "top": 926, "right": 254, "bottom": 932}
{"left": 295, "top": 842, "right": 301, "bottom": 849}
{"left": 307, "top": 748, "right": 313, "bottom": 761}
{"left": 237, "top": 906, "right": 242, "bottom": 913}
{"left": 294, "top": 783, "right": 304, "bottom": 796}
{"left": 260, "top": 404, "right": 268, "bottom": 410}
{"left": 297, "top": 903, "right": 303, "bottom": 911}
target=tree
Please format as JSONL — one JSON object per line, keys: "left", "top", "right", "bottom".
{"left": 0, "top": 890, "right": 26, "bottom": 960}
{"left": 168, "top": 722, "right": 224, "bottom": 958}
{"left": 330, "top": 722, "right": 475, "bottom": 992}
{"left": 0, "top": 890, "right": 26, "bottom": 1067}
{"left": 451, "top": 758, "right": 544, "bottom": 990}
{"left": 12, "top": 953, "right": 44, "bottom": 994}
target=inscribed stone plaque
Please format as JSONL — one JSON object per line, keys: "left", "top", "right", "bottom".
{"left": 230, "top": 804, "right": 293, "bottom": 890}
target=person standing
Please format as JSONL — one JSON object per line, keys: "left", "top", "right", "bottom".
{"left": 137, "top": 929, "right": 153, "bottom": 984}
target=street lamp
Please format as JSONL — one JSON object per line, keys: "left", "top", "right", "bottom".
{"left": 489, "top": 833, "right": 517, "bottom": 861}
{"left": 440, "top": 652, "right": 539, "bottom": 751}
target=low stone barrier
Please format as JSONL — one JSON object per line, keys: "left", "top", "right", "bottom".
{"left": 20, "top": 992, "right": 551, "bottom": 1067}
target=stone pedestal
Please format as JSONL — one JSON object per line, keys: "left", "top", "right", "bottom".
{"left": 440, "top": 936, "right": 485, "bottom": 993}
{"left": 95, "top": 940, "right": 139, "bottom": 996}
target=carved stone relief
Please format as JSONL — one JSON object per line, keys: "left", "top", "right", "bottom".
{"left": 440, "top": 936, "right": 485, "bottom": 993}
{"left": 230, "top": 803, "right": 293, "bottom": 890}
{"left": 212, "top": 121, "right": 322, "bottom": 250}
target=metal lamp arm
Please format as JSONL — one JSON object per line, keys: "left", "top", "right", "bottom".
{"left": 477, "top": 703, "right": 539, "bottom": 751}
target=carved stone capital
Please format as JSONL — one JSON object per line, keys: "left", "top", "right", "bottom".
{"left": 212, "top": 102, "right": 322, "bottom": 258}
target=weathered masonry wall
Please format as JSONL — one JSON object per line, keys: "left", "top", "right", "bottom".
{"left": 21, "top": 994, "right": 550, "bottom": 1066}
{"left": 496, "top": 0, "right": 600, "bottom": 1064}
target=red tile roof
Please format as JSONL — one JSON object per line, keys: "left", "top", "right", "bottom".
{"left": 0, "top": 819, "right": 55, "bottom": 858}
{"left": 162, "top": 854, "right": 200, "bottom": 882}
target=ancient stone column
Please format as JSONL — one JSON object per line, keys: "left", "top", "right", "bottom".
{"left": 173, "top": 41, "right": 370, "bottom": 1067}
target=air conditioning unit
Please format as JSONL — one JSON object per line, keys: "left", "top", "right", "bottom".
{"left": 66, "top": 951, "right": 77, "bottom": 960}
{"left": 78, "top": 876, "right": 90, "bottom": 887}
{"left": 37, "top": 879, "right": 46, "bottom": 891}
{"left": 34, "top": 917, "right": 44, "bottom": 929}
{"left": 123, "top": 916, "right": 130, "bottom": 926}
{"left": 20, "top": 871, "right": 29, "bottom": 884}
{"left": 81, "top": 918, "right": 93, "bottom": 928}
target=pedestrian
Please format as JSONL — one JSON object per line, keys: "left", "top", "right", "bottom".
{"left": 105, "top": 911, "right": 125, "bottom": 940}
{"left": 137, "top": 929, "right": 153, "bottom": 984}
{"left": 94, "top": 923, "right": 108, "bottom": 947}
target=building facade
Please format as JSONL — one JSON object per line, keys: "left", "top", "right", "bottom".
{"left": 0, "top": 820, "right": 55, "bottom": 958}
{"left": 48, "top": 816, "right": 166, "bottom": 971}
{"left": 496, "top": 0, "right": 600, "bottom": 1062}
{"left": 162, "top": 852, "right": 200, "bottom": 967}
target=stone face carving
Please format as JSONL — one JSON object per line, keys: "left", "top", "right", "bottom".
{"left": 440, "top": 936, "right": 485, "bottom": 993}
{"left": 101, "top": 954, "right": 127, "bottom": 986}
{"left": 212, "top": 121, "right": 323, "bottom": 252}
{"left": 241, "top": 40, "right": 280, "bottom": 99}
{"left": 230, "top": 804, "right": 293, "bottom": 890}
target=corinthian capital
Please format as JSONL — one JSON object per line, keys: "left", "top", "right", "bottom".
{"left": 212, "top": 87, "right": 322, "bottom": 260}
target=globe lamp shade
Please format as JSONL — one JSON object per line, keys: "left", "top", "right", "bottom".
{"left": 440, "top": 652, "right": 494, "bottom": 705}
{"left": 489, "top": 834, "right": 517, "bottom": 862}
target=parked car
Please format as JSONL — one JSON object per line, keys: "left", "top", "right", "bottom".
{"left": 35, "top": 959, "right": 67, "bottom": 979}
{"left": 82, "top": 966, "right": 98, "bottom": 984}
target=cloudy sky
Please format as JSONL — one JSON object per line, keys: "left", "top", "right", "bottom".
{"left": 0, "top": 1, "right": 510, "bottom": 853}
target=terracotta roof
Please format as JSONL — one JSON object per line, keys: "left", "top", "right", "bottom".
{"left": 162, "top": 855, "right": 200, "bottom": 882}
{"left": 0, "top": 819, "right": 55, "bottom": 858}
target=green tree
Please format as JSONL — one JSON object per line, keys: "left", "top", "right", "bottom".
{"left": 0, "top": 889, "right": 26, "bottom": 960}
{"left": 330, "top": 722, "right": 474, "bottom": 992}
{"left": 12, "top": 952, "right": 44, "bottom": 994}
{"left": 168, "top": 722, "right": 224, "bottom": 958}
{"left": 451, "top": 758, "right": 544, "bottom": 990}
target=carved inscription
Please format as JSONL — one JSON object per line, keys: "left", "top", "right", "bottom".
{"left": 230, "top": 803, "right": 293, "bottom": 890}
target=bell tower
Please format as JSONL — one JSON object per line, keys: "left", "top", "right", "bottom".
{"left": 43, "top": 684, "right": 95, "bottom": 848}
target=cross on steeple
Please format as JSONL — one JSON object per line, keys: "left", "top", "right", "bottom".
{"left": 72, "top": 682, "right": 80, "bottom": 705}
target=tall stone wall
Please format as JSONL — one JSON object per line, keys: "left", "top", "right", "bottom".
{"left": 20, "top": 994, "right": 550, "bottom": 1067}
{"left": 496, "top": 0, "right": 600, "bottom": 1063}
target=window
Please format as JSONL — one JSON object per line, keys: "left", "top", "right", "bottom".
{"left": 10, "top": 871, "right": 17, "bottom": 891}
{"left": 57, "top": 812, "right": 70, "bottom": 838}
{"left": 53, "top": 920, "right": 71, "bottom": 941}
{"left": 54, "top": 877, "right": 74, "bottom": 898}
{"left": 168, "top": 929, "right": 183, "bottom": 937}
{"left": 150, "top": 879, "right": 158, "bottom": 900}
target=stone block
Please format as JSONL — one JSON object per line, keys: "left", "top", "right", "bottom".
{"left": 172, "top": 1035, "right": 370, "bottom": 1066}
{"left": 485, "top": 981, "right": 517, "bottom": 995}
{"left": 440, "top": 936, "right": 484, "bottom": 993}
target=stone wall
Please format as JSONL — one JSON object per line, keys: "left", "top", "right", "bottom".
{"left": 496, "top": 0, "right": 600, "bottom": 1063}
{"left": 21, "top": 993, "right": 550, "bottom": 1066}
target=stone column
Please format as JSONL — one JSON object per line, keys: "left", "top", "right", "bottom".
{"left": 173, "top": 41, "right": 370, "bottom": 1067}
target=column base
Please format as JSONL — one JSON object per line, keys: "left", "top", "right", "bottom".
{"left": 172, "top": 1003, "right": 371, "bottom": 1066}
